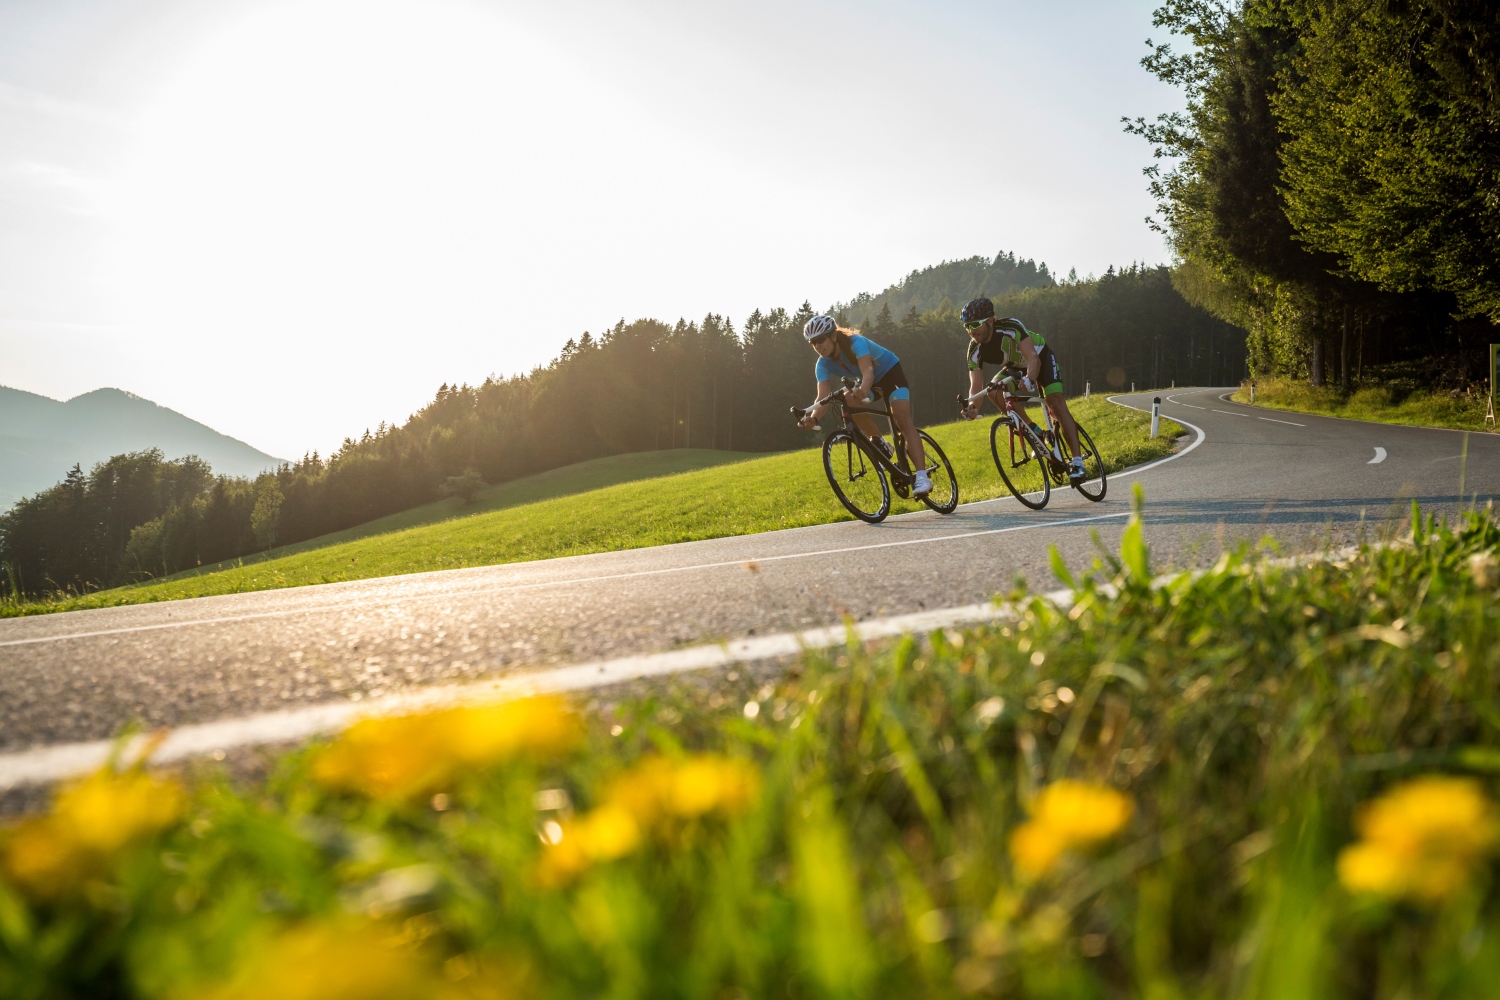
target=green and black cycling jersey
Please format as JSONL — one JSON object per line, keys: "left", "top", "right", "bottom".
{"left": 966, "top": 319, "right": 1064, "bottom": 396}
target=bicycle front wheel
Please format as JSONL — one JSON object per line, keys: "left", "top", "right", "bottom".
{"left": 1071, "top": 423, "right": 1107, "bottom": 501}
{"left": 990, "top": 418, "right": 1050, "bottom": 510}
{"left": 916, "top": 431, "right": 959, "bottom": 514}
{"left": 823, "top": 431, "right": 890, "bottom": 523}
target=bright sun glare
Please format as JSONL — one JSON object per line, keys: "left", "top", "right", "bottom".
{"left": 108, "top": 0, "right": 758, "bottom": 407}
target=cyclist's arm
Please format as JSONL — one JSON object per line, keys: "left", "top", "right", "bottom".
{"left": 853, "top": 354, "right": 876, "bottom": 401}
{"left": 964, "top": 368, "right": 988, "bottom": 418}
{"left": 1017, "top": 337, "right": 1041, "bottom": 385}
{"left": 801, "top": 378, "right": 839, "bottom": 425}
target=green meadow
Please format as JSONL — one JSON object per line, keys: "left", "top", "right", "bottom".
{"left": 2, "top": 399, "right": 1180, "bottom": 617}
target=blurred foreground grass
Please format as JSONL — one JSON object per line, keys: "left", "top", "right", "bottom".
{"left": 7, "top": 499, "right": 1498, "bottom": 998}
{"left": 4, "top": 399, "right": 1178, "bottom": 617}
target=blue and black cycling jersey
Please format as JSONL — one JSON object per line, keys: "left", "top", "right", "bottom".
{"left": 815, "top": 334, "right": 910, "bottom": 402}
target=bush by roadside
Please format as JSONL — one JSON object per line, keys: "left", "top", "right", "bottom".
{"left": 3, "top": 500, "right": 1497, "bottom": 998}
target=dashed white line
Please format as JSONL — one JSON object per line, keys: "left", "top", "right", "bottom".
{"left": 1212, "top": 409, "right": 1250, "bottom": 417}
{"left": 1369, "top": 447, "right": 1388, "bottom": 465}
{"left": 1259, "top": 417, "right": 1306, "bottom": 427}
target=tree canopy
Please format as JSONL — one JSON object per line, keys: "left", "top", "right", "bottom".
{"left": 1129, "top": 0, "right": 1498, "bottom": 389}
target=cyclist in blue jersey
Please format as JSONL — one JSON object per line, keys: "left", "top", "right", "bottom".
{"left": 796, "top": 314, "right": 932, "bottom": 497}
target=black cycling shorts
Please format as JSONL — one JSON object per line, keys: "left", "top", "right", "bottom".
{"left": 872, "top": 362, "right": 910, "bottom": 403}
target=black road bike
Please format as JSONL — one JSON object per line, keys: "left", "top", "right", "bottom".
{"left": 958, "top": 374, "right": 1106, "bottom": 510}
{"left": 793, "top": 380, "right": 959, "bottom": 523}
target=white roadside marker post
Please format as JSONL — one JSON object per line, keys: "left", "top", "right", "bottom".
{"left": 1085, "top": 381, "right": 1090, "bottom": 399}
{"left": 1251, "top": 381, "right": 1256, "bottom": 403}
{"left": 1151, "top": 396, "right": 1161, "bottom": 438}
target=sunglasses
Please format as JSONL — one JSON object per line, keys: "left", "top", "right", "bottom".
{"left": 809, "top": 333, "right": 833, "bottom": 345}
{"left": 964, "top": 320, "right": 988, "bottom": 332}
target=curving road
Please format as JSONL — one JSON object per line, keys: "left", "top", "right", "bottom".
{"left": 1, "top": 388, "right": 1496, "bottom": 784}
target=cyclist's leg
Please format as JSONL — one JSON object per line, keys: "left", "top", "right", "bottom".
{"left": 872, "top": 364, "right": 926, "bottom": 471}
{"left": 1044, "top": 392, "right": 1082, "bottom": 457}
{"left": 889, "top": 397, "right": 927, "bottom": 470}
{"left": 1036, "top": 348, "right": 1080, "bottom": 457}
{"left": 849, "top": 410, "right": 882, "bottom": 441}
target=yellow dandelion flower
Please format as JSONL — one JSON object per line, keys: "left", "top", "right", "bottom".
{"left": 666, "top": 756, "right": 760, "bottom": 818}
{"left": 536, "top": 804, "right": 643, "bottom": 886}
{"left": 1009, "top": 781, "right": 1133, "bottom": 878}
{"left": 535, "top": 755, "right": 760, "bottom": 884}
{"left": 604, "top": 754, "right": 760, "bottom": 824}
{"left": 1, "top": 769, "right": 185, "bottom": 900}
{"left": 1338, "top": 776, "right": 1499, "bottom": 902}
{"left": 1009, "top": 820, "right": 1067, "bottom": 878}
{"left": 1030, "top": 781, "right": 1134, "bottom": 842}
{"left": 196, "top": 921, "right": 440, "bottom": 1000}
{"left": 313, "top": 696, "right": 579, "bottom": 801}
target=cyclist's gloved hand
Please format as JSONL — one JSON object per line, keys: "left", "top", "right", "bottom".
{"left": 1021, "top": 375, "right": 1037, "bottom": 393}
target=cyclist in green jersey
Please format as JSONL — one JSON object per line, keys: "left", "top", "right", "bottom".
{"left": 957, "top": 297, "right": 1085, "bottom": 482}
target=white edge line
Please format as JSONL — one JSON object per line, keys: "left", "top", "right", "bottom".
{"left": 1106, "top": 394, "right": 1207, "bottom": 473}
{"left": 0, "top": 597, "right": 1054, "bottom": 790}
{"left": 1369, "top": 447, "right": 1388, "bottom": 465}
{"left": 1259, "top": 417, "right": 1306, "bottom": 427}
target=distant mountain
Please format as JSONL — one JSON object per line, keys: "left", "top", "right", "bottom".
{"left": 0, "top": 386, "right": 285, "bottom": 508}
{"left": 837, "top": 252, "right": 1057, "bottom": 328}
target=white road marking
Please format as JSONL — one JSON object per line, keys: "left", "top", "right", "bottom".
{"left": 1106, "top": 398, "right": 1208, "bottom": 471}
{"left": 0, "top": 596, "right": 1060, "bottom": 789}
{"left": 1370, "top": 447, "right": 1388, "bottom": 464}
{"left": 1212, "top": 409, "right": 1250, "bottom": 417}
{"left": 1259, "top": 417, "right": 1306, "bottom": 427}
{"left": 1176, "top": 403, "right": 1206, "bottom": 409}
{"left": 1, "top": 512, "right": 1137, "bottom": 648}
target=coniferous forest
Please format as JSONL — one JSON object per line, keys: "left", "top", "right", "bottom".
{"left": 0, "top": 260, "right": 1240, "bottom": 598}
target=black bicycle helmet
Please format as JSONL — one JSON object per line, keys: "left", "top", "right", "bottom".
{"left": 960, "top": 297, "right": 994, "bottom": 323}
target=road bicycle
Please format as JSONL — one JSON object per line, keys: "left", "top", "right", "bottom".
{"left": 792, "top": 380, "right": 959, "bottom": 523}
{"left": 958, "top": 373, "right": 1106, "bottom": 510}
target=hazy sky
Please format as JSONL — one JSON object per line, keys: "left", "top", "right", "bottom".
{"left": 0, "top": 0, "right": 1183, "bottom": 459}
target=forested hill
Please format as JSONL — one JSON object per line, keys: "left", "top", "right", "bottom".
{"left": 837, "top": 252, "right": 1055, "bottom": 329}
{"left": 0, "top": 386, "right": 284, "bottom": 507}
{"left": 0, "top": 263, "right": 1241, "bottom": 602}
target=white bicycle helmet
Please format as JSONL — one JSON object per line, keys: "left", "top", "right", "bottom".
{"left": 802, "top": 315, "right": 837, "bottom": 341}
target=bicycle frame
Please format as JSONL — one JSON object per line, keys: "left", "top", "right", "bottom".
{"left": 963, "top": 379, "right": 1069, "bottom": 473}
{"left": 798, "top": 382, "right": 932, "bottom": 491}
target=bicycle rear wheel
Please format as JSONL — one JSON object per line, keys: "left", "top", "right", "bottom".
{"left": 990, "top": 418, "right": 1050, "bottom": 510}
{"left": 1071, "top": 423, "right": 1107, "bottom": 501}
{"left": 823, "top": 431, "right": 890, "bottom": 523}
{"left": 916, "top": 431, "right": 959, "bottom": 514}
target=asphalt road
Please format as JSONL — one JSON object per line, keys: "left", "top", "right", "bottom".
{"left": 2, "top": 388, "right": 1496, "bottom": 763}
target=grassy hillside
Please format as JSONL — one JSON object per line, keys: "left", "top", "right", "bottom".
{"left": 3, "top": 400, "right": 1180, "bottom": 616}
{"left": 9, "top": 506, "right": 1500, "bottom": 998}
{"left": 1232, "top": 378, "right": 1496, "bottom": 432}
{"left": 219, "top": 448, "right": 758, "bottom": 566}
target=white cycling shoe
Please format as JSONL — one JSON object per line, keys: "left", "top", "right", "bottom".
{"left": 1068, "top": 457, "right": 1086, "bottom": 481}
{"left": 912, "top": 470, "right": 933, "bottom": 497}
